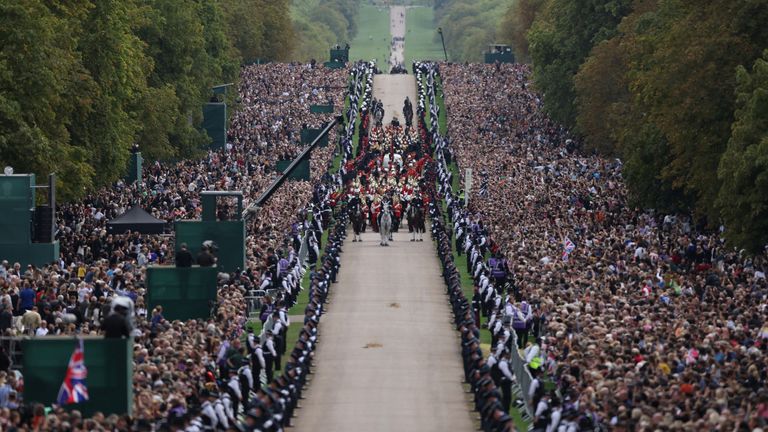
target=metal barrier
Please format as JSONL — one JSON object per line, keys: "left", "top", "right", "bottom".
{"left": 298, "top": 229, "right": 309, "bottom": 267}
{"left": 508, "top": 332, "right": 535, "bottom": 418}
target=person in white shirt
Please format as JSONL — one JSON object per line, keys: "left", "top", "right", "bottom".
{"left": 525, "top": 338, "right": 541, "bottom": 365}
{"left": 35, "top": 321, "right": 49, "bottom": 337}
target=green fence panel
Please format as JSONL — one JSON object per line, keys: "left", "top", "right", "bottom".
{"left": 329, "top": 48, "right": 349, "bottom": 62}
{"left": 0, "top": 242, "right": 59, "bottom": 269}
{"left": 301, "top": 128, "right": 329, "bottom": 147}
{"left": 175, "top": 220, "right": 245, "bottom": 273}
{"left": 310, "top": 104, "right": 334, "bottom": 114}
{"left": 0, "top": 175, "right": 35, "bottom": 244}
{"left": 202, "top": 103, "right": 227, "bottom": 150}
{"left": 22, "top": 337, "right": 132, "bottom": 417}
{"left": 146, "top": 266, "right": 218, "bottom": 321}
{"left": 484, "top": 51, "right": 515, "bottom": 64}
{"left": 276, "top": 160, "right": 310, "bottom": 181}
{"left": 126, "top": 152, "right": 142, "bottom": 184}
{"left": 323, "top": 60, "right": 346, "bottom": 69}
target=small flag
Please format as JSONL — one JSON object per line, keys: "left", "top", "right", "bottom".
{"left": 57, "top": 339, "right": 89, "bottom": 405}
{"left": 562, "top": 237, "right": 575, "bottom": 262}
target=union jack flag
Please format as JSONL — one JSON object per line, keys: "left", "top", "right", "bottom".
{"left": 562, "top": 237, "right": 575, "bottom": 262}
{"left": 56, "top": 339, "right": 89, "bottom": 405}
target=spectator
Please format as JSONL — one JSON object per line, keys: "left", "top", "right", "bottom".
{"left": 196, "top": 245, "right": 216, "bottom": 267}
{"left": 175, "top": 243, "right": 193, "bottom": 268}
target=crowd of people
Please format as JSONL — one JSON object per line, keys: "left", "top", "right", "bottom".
{"left": 0, "top": 61, "right": 356, "bottom": 431}
{"left": 435, "top": 61, "right": 768, "bottom": 430}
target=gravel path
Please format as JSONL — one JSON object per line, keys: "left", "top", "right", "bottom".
{"left": 290, "top": 229, "right": 474, "bottom": 432}
{"left": 373, "top": 74, "right": 416, "bottom": 125}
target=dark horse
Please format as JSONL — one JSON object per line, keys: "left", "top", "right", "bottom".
{"left": 349, "top": 200, "right": 365, "bottom": 242}
{"left": 407, "top": 200, "right": 426, "bottom": 241}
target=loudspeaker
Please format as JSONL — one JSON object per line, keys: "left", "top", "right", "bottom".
{"left": 33, "top": 206, "right": 54, "bottom": 243}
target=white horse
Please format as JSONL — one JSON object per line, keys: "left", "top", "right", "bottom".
{"left": 379, "top": 202, "right": 393, "bottom": 246}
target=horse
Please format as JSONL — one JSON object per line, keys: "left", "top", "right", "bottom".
{"left": 407, "top": 201, "right": 426, "bottom": 242}
{"left": 378, "top": 202, "right": 393, "bottom": 246}
{"left": 349, "top": 201, "right": 365, "bottom": 242}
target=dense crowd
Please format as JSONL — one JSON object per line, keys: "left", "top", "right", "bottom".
{"left": 438, "top": 62, "right": 768, "bottom": 430}
{"left": 0, "top": 62, "right": 352, "bottom": 431}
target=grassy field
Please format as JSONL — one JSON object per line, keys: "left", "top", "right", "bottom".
{"left": 405, "top": 7, "right": 444, "bottom": 67}
{"left": 349, "top": 4, "right": 391, "bottom": 63}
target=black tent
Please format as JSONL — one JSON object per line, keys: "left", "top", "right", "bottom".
{"left": 106, "top": 206, "right": 167, "bottom": 235}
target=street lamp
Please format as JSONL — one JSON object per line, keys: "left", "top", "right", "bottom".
{"left": 438, "top": 27, "right": 448, "bottom": 62}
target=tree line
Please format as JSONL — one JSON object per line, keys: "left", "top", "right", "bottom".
{"left": 292, "top": 0, "right": 360, "bottom": 61}
{"left": 0, "top": 0, "right": 293, "bottom": 200}
{"left": 502, "top": 0, "right": 768, "bottom": 252}
{"left": 433, "top": 0, "right": 510, "bottom": 62}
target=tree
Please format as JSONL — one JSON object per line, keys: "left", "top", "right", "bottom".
{"left": 499, "top": 0, "right": 545, "bottom": 62}
{"left": 260, "top": 0, "right": 294, "bottom": 62}
{"left": 69, "top": 0, "right": 151, "bottom": 186}
{"left": 625, "top": 0, "right": 768, "bottom": 218}
{"left": 717, "top": 51, "right": 768, "bottom": 252}
{"left": 0, "top": 0, "right": 95, "bottom": 199}
{"left": 527, "top": 0, "right": 632, "bottom": 126}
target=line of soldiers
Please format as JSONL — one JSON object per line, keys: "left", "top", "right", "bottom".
{"left": 241, "top": 214, "right": 346, "bottom": 432}
{"left": 174, "top": 186, "right": 347, "bottom": 432}
{"left": 426, "top": 163, "right": 515, "bottom": 432}
{"left": 191, "top": 211, "right": 346, "bottom": 432}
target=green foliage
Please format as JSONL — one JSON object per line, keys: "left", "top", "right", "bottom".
{"left": 624, "top": 0, "right": 768, "bottom": 215}
{"left": 71, "top": 0, "right": 150, "bottom": 186}
{"left": 498, "top": 0, "right": 545, "bottom": 62}
{"left": 0, "top": 0, "right": 95, "bottom": 199}
{"left": 292, "top": 0, "right": 360, "bottom": 62}
{"left": 435, "top": 0, "right": 511, "bottom": 62}
{"left": 508, "top": 0, "right": 768, "bottom": 248}
{"left": 527, "top": 0, "right": 632, "bottom": 126}
{"left": 717, "top": 52, "right": 768, "bottom": 252}
{"left": 0, "top": 0, "right": 296, "bottom": 200}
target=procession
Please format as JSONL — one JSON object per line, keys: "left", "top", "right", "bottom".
{"left": 2, "top": 1, "right": 768, "bottom": 431}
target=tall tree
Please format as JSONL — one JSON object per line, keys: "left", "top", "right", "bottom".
{"left": 499, "top": 0, "right": 545, "bottom": 62}
{"left": 221, "top": 0, "right": 265, "bottom": 63}
{"left": 717, "top": 51, "right": 768, "bottom": 252}
{"left": 70, "top": 0, "right": 151, "bottom": 186}
{"left": 625, "top": 0, "right": 768, "bottom": 217}
{"left": 527, "top": 0, "right": 632, "bottom": 126}
{"left": 0, "top": 0, "right": 95, "bottom": 199}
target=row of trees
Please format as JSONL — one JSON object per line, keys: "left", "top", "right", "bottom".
{"left": 0, "top": 0, "right": 293, "bottom": 200}
{"left": 292, "top": 0, "right": 360, "bottom": 61}
{"left": 433, "top": 0, "right": 510, "bottom": 62}
{"left": 503, "top": 0, "right": 768, "bottom": 252}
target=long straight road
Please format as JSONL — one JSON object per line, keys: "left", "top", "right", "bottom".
{"left": 291, "top": 75, "right": 473, "bottom": 431}
{"left": 389, "top": 5, "right": 406, "bottom": 68}
{"left": 290, "top": 230, "right": 474, "bottom": 432}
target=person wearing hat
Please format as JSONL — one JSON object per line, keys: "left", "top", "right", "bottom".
{"left": 196, "top": 244, "right": 216, "bottom": 267}
{"left": 262, "top": 330, "right": 277, "bottom": 383}
{"left": 246, "top": 329, "right": 265, "bottom": 389}
{"left": 237, "top": 357, "right": 253, "bottom": 413}
{"left": 225, "top": 366, "right": 242, "bottom": 420}
{"left": 199, "top": 389, "right": 219, "bottom": 431}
